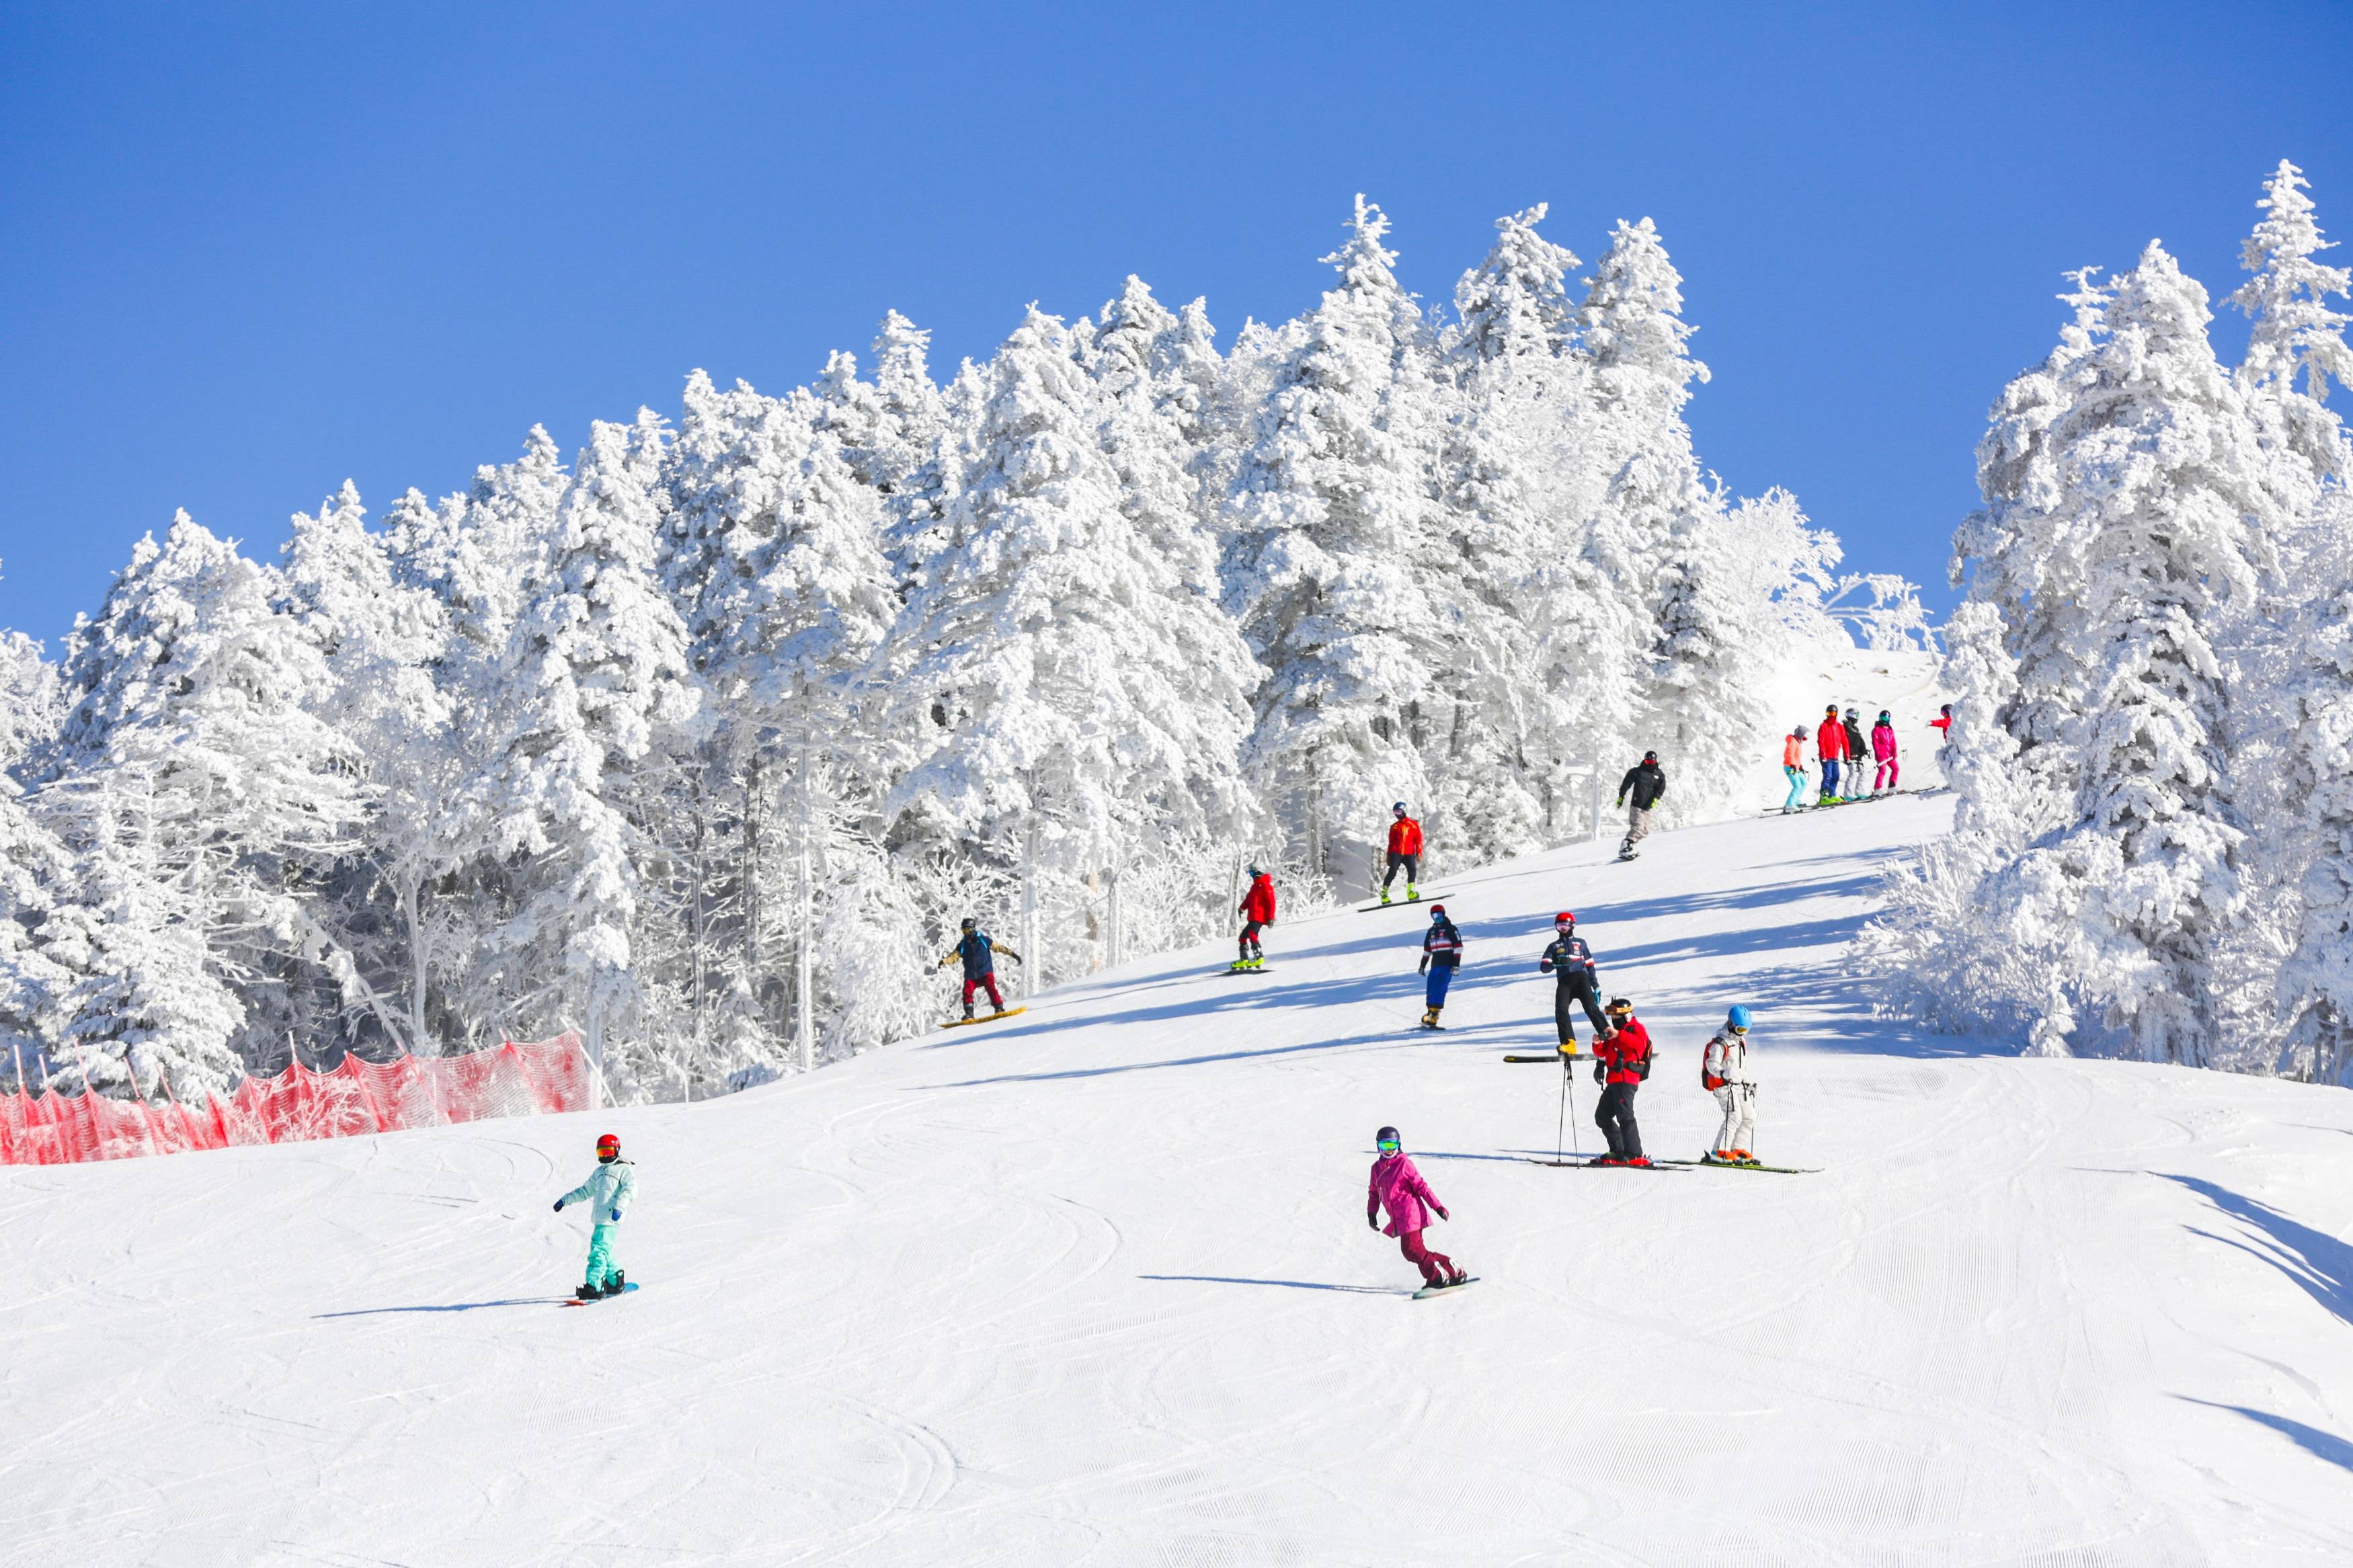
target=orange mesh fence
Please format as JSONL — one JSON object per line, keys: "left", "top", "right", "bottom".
{"left": 0, "top": 1033, "right": 590, "bottom": 1167}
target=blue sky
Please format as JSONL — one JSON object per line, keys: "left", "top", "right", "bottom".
{"left": 2, "top": 1, "right": 2348, "bottom": 647}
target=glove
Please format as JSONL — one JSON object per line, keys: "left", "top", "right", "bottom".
{"left": 1593, "top": 1061, "right": 1605, "bottom": 1085}
{"left": 1435, "top": 1206, "right": 1449, "bottom": 1222}
{"left": 553, "top": 1198, "right": 565, "bottom": 1212}
{"left": 609, "top": 1208, "right": 623, "bottom": 1222}
{"left": 1418, "top": 960, "right": 1428, "bottom": 975}
{"left": 1367, "top": 1214, "right": 1379, "bottom": 1230}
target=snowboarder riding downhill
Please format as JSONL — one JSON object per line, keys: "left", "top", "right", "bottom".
{"left": 1538, "top": 911, "right": 1610, "bottom": 1048}
{"left": 939, "top": 917, "right": 1021, "bottom": 1019}
{"left": 1234, "top": 864, "right": 1276, "bottom": 971}
{"left": 1591, "top": 999, "right": 1653, "bottom": 1166}
{"left": 554, "top": 1132, "right": 637, "bottom": 1301}
{"left": 1419, "top": 905, "right": 1462, "bottom": 1028}
{"left": 1703, "top": 1006, "right": 1759, "bottom": 1165}
{"left": 1381, "top": 803, "right": 1423, "bottom": 905}
{"left": 1367, "top": 1126, "right": 1467, "bottom": 1290}
{"left": 1617, "top": 752, "right": 1666, "bottom": 859}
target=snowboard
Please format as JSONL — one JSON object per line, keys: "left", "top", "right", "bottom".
{"left": 1613, "top": 851, "right": 1640, "bottom": 862}
{"left": 1222, "top": 964, "right": 1273, "bottom": 975}
{"left": 1665, "top": 1157, "right": 1819, "bottom": 1174}
{"left": 1417, "top": 1022, "right": 1446, "bottom": 1032}
{"left": 1412, "top": 1276, "right": 1479, "bottom": 1301}
{"left": 942, "top": 1007, "right": 1027, "bottom": 1029}
{"left": 562, "top": 1282, "right": 640, "bottom": 1307}
{"left": 1523, "top": 1158, "right": 1685, "bottom": 1171}
{"left": 1356, "top": 892, "right": 1449, "bottom": 912}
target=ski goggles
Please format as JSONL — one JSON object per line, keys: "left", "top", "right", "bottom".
{"left": 1726, "top": 1024, "right": 1749, "bottom": 1035}
{"left": 1376, "top": 1137, "right": 1401, "bottom": 1155}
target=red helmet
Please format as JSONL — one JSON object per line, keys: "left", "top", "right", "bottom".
{"left": 595, "top": 1132, "right": 620, "bottom": 1156}
{"left": 1554, "top": 911, "right": 1576, "bottom": 925}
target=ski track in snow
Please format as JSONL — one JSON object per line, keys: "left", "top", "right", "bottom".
{"left": 9, "top": 792, "right": 2353, "bottom": 1565}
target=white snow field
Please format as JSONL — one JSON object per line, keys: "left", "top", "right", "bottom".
{"left": 9, "top": 794, "right": 2353, "bottom": 1566}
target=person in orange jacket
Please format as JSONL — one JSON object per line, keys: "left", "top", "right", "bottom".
{"left": 1815, "top": 705, "right": 1848, "bottom": 804}
{"left": 1590, "top": 999, "right": 1654, "bottom": 1166}
{"left": 1380, "top": 802, "right": 1424, "bottom": 905}
{"left": 1781, "top": 727, "right": 1809, "bottom": 814}
{"left": 1233, "top": 864, "right": 1276, "bottom": 971}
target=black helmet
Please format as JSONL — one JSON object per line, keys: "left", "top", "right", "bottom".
{"left": 1878, "top": 710, "right": 1890, "bottom": 722}
{"left": 1605, "top": 997, "right": 1633, "bottom": 1016}
{"left": 959, "top": 916, "right": 977, "bottom": 932}
{"left": 1375, "top": 1126, "right": 1401, "bottom": 1152}
{"left": 1642, "top": 750, "right": 1658, "bottom": 764}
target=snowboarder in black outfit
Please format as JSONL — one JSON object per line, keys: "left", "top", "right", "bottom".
{"left": 938, "top": 917, "right": 1021, "bottom": 1019}
{"left": 1617, "top": 751, "right": 1667, "bottom": 858}
{"left": 1538, "top": 911, "right": 1611, "bottom": 1049}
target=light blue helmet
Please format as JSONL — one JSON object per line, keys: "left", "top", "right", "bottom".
{"left": 1726, "top": 1005, "right": 1753, "bottom": 1032}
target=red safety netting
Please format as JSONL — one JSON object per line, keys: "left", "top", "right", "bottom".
{"left": 0, "top": 1033, "right": 592, "bottom": 1167}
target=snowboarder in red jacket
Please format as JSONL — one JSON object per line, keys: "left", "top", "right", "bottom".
{"left": 1381, "top": 803, "right": 1424, "bottom": 905}
{"left": 1234, "top": 865, "right": 1276, "bottom": 971}
{"left": 1590, "top": 1000, "right": 1653, "bottom": 1165}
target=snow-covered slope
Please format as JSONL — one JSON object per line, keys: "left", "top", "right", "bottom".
{"left": 9, "top": 795, "right": 2352, "bottom": 1566}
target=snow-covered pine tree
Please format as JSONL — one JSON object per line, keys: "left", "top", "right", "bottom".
{"left": 2232, "top": 159, "right": 2353, "bottom": 495}
{"left": 1224, "top": 197, "right": 1449, "bottom": 881}
{"left": 278, "top": 481, "right": 458, "bottom": 1055}
{"left": 472, "top": 414, "right": 696, "bottom": 1086}
{"left": 1431, "top": 206, "right": 1596, "bottom": 856}
{"left": 1575, "top": 217, "right": 1760, "bottom": 819}
{"left": 889, "top": 305, "right": 1257, "bottom": 979}
{"left": 42, "top": 515, "right": 366, "bottom": 1098}
{"left": 0, "top": 611, "right": 73, "bottom": 1086}
{"left": 1990, "top": 243, "right": 2280, "bottom": 1063}
{"left": 2276, "top": 486, "right": 2353, "bottom": 1083}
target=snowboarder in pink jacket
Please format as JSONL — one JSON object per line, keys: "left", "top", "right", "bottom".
{"left": 1367, "top": 1127, "right": 1466, "bottom": 1289}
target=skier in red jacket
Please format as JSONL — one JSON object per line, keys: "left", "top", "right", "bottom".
{"left": 1589, "top": 999, "right": 1653, "bottom": 1166}
{"left": 1233, "top": 864, "right": 1276, "bottom": 971}
{"left": 1380, "top": 802, "right": 1425, "bottom": 905}
{"left": 1815, "top": 706, "right": 1848, "bottom": 804}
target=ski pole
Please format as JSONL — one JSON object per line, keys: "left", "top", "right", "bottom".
{"left": 1556, "top": 1055, "right": 1568, "bottom": 1161}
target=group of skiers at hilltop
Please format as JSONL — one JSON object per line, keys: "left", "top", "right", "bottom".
{"left": 1781, "top": 704, "right": 1934, "bottom": 813}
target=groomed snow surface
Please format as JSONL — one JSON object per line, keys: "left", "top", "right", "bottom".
{"left": 9, "top": 794, "right": 2352, "bottom": 1565}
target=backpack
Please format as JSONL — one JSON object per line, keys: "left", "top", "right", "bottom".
{"left": 1700, "top": 1035, "right": 1726, "bottom": 1091}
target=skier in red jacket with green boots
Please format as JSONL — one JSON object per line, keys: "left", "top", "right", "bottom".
{"left": 1380, "top": 803, "right": 1424, "bottom": 904}
{"left": 1589, "top": 999, "right": 1654, "bottom": 1166}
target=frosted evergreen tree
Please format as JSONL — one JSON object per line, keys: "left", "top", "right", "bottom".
{"left": 279, "top": 481, "right": 458, "bottom": 1054}
{"left": 2276, "top": 489, "right": 2353, "bottom": 1082}
{"left": 1989, "top": 243, "right": 2279, "bottom": 1062}
{"left": 44, "top": 516, "right": 365, "bottom": 1098}
{"left": 0, "top": 607, "right": 73, "bottom": 1084}
{"left": 474, "top": 414, "right": 696, "bottom": 1081}
{"left": 889, "top": 306, "right": 1256, "bottom": 974}
{"left": 2231, "top": 159, "right": 2353, "bottom": 489}
{"left": 1224, "top": 197, "right": 1449, "bottom": 876}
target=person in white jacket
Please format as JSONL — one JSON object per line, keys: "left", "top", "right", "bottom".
{"left": 1702, "top": 1007, "right": 1757, "bottom": 1165}
{"left": 554, "top": 1132, "right": 638, "bottom": 1299}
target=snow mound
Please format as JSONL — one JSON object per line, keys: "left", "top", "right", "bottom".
{"left": 7, "top": 794, "right": 2350, "bottom": 1565}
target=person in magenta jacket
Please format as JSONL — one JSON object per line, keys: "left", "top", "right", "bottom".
{"left": 1870, "top": 709, "right": 1900, "bottom": 793}
{"left": 1366, "top": 1126, "right": 1466, "bottom": 1289}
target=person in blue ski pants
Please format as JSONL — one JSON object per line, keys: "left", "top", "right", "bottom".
{"left": 1419, "top": 905, "right": 1464, "bottom": 1028}
{"left": 554, "top": 1132, "right": 637, "bottom": 1300}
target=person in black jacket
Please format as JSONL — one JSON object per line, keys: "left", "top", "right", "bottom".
{"left": 1537, "top": 911, "right": 1611, "bottom": 1049}
{"left": 1417, "top": 905, "right": 1464, "bottom": 1029}
{"left": 1616, "top": 751, "right": 1667, "bottom": 858}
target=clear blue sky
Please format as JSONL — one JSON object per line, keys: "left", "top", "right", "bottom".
{"left": 3, "top": 1, "right": 2348, "bottom": 647}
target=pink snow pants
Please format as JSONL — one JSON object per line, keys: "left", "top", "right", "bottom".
{"left": 1874, "top": 759, "right": 1899, "bottom": 790}
{"left": 1400, "top": 1229, "right": 1455, "bottom": 1287}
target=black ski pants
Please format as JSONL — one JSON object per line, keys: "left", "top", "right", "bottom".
{"left": 1595, "top": 1082, "right": 1644, "bottom": 1161}
{"left": 1554, "top": 975, "right": 1609, "bottom": 1044}
{"left": 1382, "top": 851, "right": 1419, "bottom": 891}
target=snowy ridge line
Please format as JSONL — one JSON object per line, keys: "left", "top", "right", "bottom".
{"left": 0, "top": 1033, "right": 588, "bottom": 1166}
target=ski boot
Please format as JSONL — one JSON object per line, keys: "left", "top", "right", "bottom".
{"left": 1405, "top": 882, "right": 1419, "bottom": 902}
{"left": 608, "top": 1270, "right": 625, "bottom": 1292}
{"left": 1379, "top": 886, "right": 1392, "bottom": 905}
{"left": 1626, "top": 1155, "right": 1653, "bottom": 1168}
{"left": 962, "top": 1004, "right": 975, "bottom": 1021}
{"left": 1421, "top": 1007, "right": 1442, "bottom": 1030}
{"left": 1730, "top": 1149, "right": 1758, "bottom": 1166}
{"left": 575, "top": 1281, "right": 604, "bottom": 1302}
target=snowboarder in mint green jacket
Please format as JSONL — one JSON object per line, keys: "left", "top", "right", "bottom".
{"left": 554, "top": 1132, "right": 637, "bottom": 1300}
